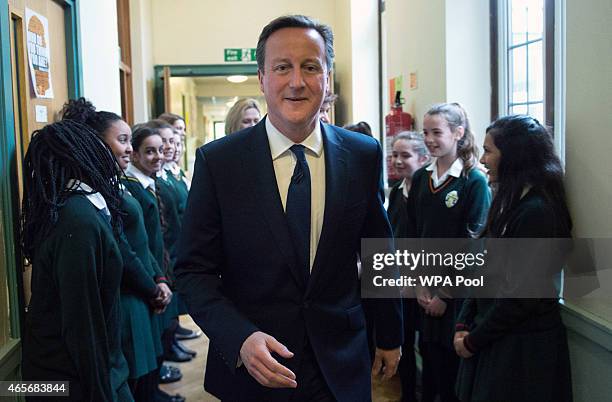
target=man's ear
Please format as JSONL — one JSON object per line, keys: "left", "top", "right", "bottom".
{"left": 258, "top": 69, "right": 265, "bottom": 93}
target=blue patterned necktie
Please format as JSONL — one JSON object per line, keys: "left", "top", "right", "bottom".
{"left": 286, "top": 145, "right": 311, "bottom": 283}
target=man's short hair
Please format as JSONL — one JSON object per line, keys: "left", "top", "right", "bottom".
{"left": 256, "top": 15, "right": 334, "bottom": 73}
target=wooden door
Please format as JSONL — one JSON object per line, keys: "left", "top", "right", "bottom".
{"left": 8, "top": 0, "right": 73, "bottom": 305}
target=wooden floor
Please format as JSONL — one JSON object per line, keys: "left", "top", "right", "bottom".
{"left": 161, "top": 316, "right": 403, "bottom": 401}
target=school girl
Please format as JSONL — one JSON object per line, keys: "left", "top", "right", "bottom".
{"left": 122, "top": 126, "right": 185, "bottom": 402}
{"left": 157, "top": 113, "right": 201, "bottom": 342}
{"left": 20, "top": 120, "right": 132, "bottom": 401}
{"left": 453, "top": 115, "right": 573, "bottom": 402}
{"left": 61, "top": 98, "right": 172, "bottom": 400}
{"left": 387, "top": 131, "right": 430, "bottom": 402}
{"left": 406, "top": 103, "right": 491, "bottom": 402}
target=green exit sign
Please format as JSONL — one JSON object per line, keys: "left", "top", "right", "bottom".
{"left": 224, "top": 48, "right": 257, "bottom": 62}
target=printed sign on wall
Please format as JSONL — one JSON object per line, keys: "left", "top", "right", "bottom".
{"left": 26, "top": 8, "right": 54, "bottom": 99}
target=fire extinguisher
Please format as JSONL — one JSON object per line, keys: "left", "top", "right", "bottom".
{"left": 385, "top": 90, "right": 413, "bottom": 185}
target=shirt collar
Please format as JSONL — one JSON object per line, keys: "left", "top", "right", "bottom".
{"left": 167, "top": 161, "right": 181, "bottom": 175}
{"left": 265, "top": 116, "right": 323, "bottom": 160}
{"left": 425, "top": 157, "right": 464, "bottom": 178}
{"left": 126, "top": 163, "right": 156, "bottom": 191}
{"left": 67, "top": 180, "right": 108, "bottom": 213}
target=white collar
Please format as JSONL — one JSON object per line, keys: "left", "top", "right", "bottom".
{"left": 67, "top": 180, "right": 108, "bottom": 214}
{"left": 125, "top": 163, "right": 156, "bottom": 191}
{"left": 156, "top": 168, "right": 169, "bottom": 181}
{"left": 167, "top": 161, "right": 181, "bottom": 175}
{"left": 426, "top": 157, "right": 464, "bottom": 178}
{"left": 265, "top": 116, "right": 323, "bottom": 160}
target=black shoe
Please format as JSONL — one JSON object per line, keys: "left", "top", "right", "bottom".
{"left": 174, "top": 340, "right": 196, "bottom": 357}
{"left": 163, "top": 343, "right": 193, "bottom": 362}
{"left": 159, "top": 364, "right": 182, "bottom": 384}
{"left": 175, "top": 325, "right": 201, "bottom": 340}
{"left": 155, "top": 388, "right": 185, "bottom": 402}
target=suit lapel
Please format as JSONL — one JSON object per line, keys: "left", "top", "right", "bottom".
{"left": 243, "top": 121, "right": 306, "bottom": 289}
{"left": 306, "top": 124, "right": 349, "bottom": 297}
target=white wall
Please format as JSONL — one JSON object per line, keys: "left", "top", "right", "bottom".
{"left": 348, "top": 0, "right": 380, "bottom": 132}
{"left": 384, "top": 0, "right": 446, "bottom": 128}
{"left": 445, "top": 0, "right": 491, "bottom": 147}
{"left": 130, "top": 0, "right": 155, "bottom": 122}
{"left": 78, "top": 0, "right": 121, "bottom": 113}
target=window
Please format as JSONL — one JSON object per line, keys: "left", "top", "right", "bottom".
{"left": 492, "top": 0, "right": 556, "bottom": 129}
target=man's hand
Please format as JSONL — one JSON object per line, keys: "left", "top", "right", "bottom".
{"left": 240, "top": 331, "right": 297, "bottom": 388}
{"left": 371, "top": 347, "right": 401, "bottom": 381}
{"left": 453, "top": 331, "right": 474, "bottom": 358}
{"left": 425, "top": 295, "right": 447, "bottom": 317}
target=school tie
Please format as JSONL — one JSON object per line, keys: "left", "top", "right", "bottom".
{"left": 286, "top": 145, "right": 311, "bottom": 283}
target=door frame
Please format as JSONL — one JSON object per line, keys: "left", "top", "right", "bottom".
{"left": 0, "top": 0, "right": 83, "bottom": 383}
{"left": 153, "top": 64, "right": 259, "bottom": 117}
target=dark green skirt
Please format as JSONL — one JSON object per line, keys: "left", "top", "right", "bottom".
{"left": 120, "top": 294, "right": 159, "bottom": 379}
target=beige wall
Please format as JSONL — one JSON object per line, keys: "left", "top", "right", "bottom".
{"left": 150, "top": 0, "right": 337, "bottom": 65}
{"left": 565, "top": 0, "right": 612, "bottom": 238}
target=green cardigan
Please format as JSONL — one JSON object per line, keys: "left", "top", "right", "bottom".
{"left": 21, "top": 194, "right": 130, "bottom": 401}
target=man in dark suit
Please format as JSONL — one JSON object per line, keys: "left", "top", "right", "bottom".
{"left": 175, "top": 15, "right": 402, "bottom": 402}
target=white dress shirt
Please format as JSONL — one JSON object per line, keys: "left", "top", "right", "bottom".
{"left": 265, "top": 117, "right": 325, "bottom": 271}
{"left": 426, "top": 157, "right": 464, "bottom": 188}
{"left": 125, "top": 163, "right": 156, "bottom": 193}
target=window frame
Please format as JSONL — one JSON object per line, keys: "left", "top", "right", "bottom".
{"left": 491, "top": 0, "right": 565, "bottom": 162}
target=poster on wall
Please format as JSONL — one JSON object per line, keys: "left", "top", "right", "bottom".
{"left": 25, "top": 8, "right": 54, "bottom": 99}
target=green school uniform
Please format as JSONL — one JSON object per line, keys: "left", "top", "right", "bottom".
{"left": 166, "top": 168, "right": 189, "bottom": 221}
{"left": 156, "top": 173, "right": 182, "bottom": 271}
{"left": 155, "top": 173, "right": 182, "bottom": 318}
{"left": 406, "top": 165, "right": 492, "bottom": 346}
{"left": 22, "top": 194, "right": 131, "bottom": 402}
{"left": 455, "top": 190, "right": 572, "bottom": 402}
{"left": 119, "top": 190, "right": 163, "bottom": 377}
{"left": 122, "top": 177, "right": 165, "bottom": 277}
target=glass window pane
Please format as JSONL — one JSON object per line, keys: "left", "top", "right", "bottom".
{"left": 511, "top": 0, "right": 543, "bottom": 45}
{"left": 527, "top": 41, "right": 544, "bottom": 102}
{"left": 529, "top": 103, "right": 544, "bottom": 122}
{"left": 510, "top": 0, "right": 528, "bottom": 45}
{"left": 510, "top": 46, "right": 527, "bottom": 103}
{"left": 527, "top": 0, "right": 544, "bottom": 41}
{"left": 511, "top": 104, "right": 528, "bottom": 115}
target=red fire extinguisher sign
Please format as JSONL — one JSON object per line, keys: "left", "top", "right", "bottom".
{"left": 385, "top": 90, "right": 413, "bottom": 184}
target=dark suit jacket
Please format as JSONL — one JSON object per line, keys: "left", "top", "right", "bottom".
{"left": 175, "top": 119, "right": 403, "bottom": 402}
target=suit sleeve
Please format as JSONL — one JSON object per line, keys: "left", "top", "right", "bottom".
{"left": 360, "top": 142, "right": 404, "bottom": 350}
{"left": 175, "top": 148, "right": 259, "bottom": 372}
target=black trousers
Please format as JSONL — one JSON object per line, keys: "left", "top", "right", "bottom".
{"left": 399, "top": 299, "right": 418, "bottom": 402}
{"left": 290, "top": 342, "right": 336, "bottom": 402}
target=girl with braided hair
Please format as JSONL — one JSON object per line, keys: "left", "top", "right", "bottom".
{"left": 20, "top": 119, "right": 132, "bottom": 401}
{"left": 61, "top": 98, "right": 174, "bottom": 401}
